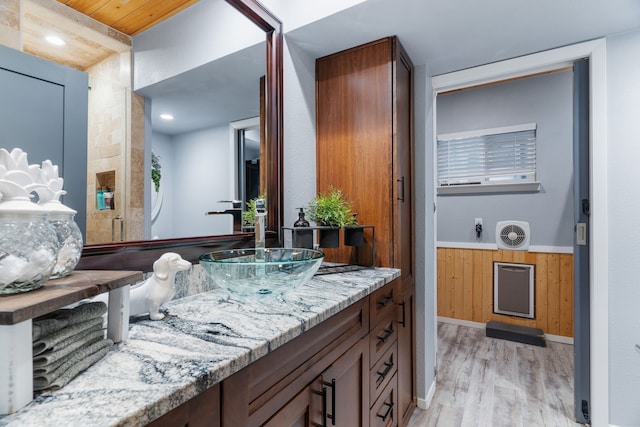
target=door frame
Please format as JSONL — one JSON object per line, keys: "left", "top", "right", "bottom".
{"left": 230, "top": 116, "right": 260, "bottom": 204}
{"left": 431, "top": 38, "right": 608, "bottom": 425}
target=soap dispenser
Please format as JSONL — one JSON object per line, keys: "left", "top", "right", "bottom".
{"left": 293, "top": 207, "right": 310, "bottom": 227}
{"left": 292, "top": 208, "right": 313, "bottom": 249}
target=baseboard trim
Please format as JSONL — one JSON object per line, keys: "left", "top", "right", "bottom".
{"left": 544, "top": 333, "right": 574, "bottom": 345}
{"left": 437, "top": 316, "right": 574, "bottom": 344}
{"left": 417, "top": 379, "right": 436, "bottom": 410}
{"left": 437, "top": 316, "right": 485, "bottom": 329}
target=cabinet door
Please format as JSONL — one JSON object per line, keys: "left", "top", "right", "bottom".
{"left": 392, "top": 40, "right": 414, "bottom": 287}
{"left": 263, "top": 379, "right": 324, "bottom": 427}
{"left": 396, "top": 286, "right": 416, "bottom": 426}
{"left": 0, "top": 45, "right": 88, "bottom": 237}
{"left": 316, "top": 37, "right": 394, "bottom": 267}
{"left": 320, "top": 339, "right": 369, "bottom": 427}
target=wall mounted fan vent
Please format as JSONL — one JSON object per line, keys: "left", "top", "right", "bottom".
{"left": 496, "top": 221, "right": 530, "bottom": 251}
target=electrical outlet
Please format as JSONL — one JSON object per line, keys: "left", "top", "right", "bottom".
{"left": 475, "top": 217, "right": 483, "bottom": 227}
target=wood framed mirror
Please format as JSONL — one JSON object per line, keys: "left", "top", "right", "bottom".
{"left": 77, "top": 0, "right": 283, "bottom": 272}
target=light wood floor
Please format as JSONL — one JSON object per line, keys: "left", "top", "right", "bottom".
{"left": 407, "top": 322, "right": 582, "bottom": 427}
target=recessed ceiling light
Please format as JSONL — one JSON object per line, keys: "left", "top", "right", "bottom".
{"left": 45, "top": 35, "right": 65, "bottom": 46}
{"left": 160, "top": 114, "right": 174, "bottom": 120}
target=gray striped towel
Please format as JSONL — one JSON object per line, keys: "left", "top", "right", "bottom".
{"left": 33, "top": 328, "right": 105, "bottom": 372}
{"left": 33, "top": 317, "right": 104, "bottom": 356}
{"left": 33, "top": 339, "right": 113, "bottom": 391}
{"left": 32, "top": 302, "right": 107, "bottom": 341}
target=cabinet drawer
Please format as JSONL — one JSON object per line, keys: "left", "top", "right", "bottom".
{"left": 369, "top": 280, "right": 398, "bottom": 328}
{"left": 370, "top": 373, "right": 398, "bottom": 427}
{"left": 369, "top": 309, "right": 396, "bottom": 368}
{"left": 370, "top": 342, "right": 397, "bottom": 406}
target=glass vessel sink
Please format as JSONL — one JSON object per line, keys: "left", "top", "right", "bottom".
{"left": 199, "top": 248, "right": 324, "bottom": 296}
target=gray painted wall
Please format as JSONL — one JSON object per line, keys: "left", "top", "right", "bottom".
{"left": 132, "top": 0, "right": 263, "bottom": 91}
{"left": 151, "top": 125, "right": 233, "bottom": 239}
{"left": 414, "top": 63, "right": 437, "bottom": 405}
{"left": 607, "top": 28, "right": 640, "bottom": 426}
{"left": 436, "top": 70, "right": 574, "bottom": 247}
{"left": 150, "top": 132, "right": 173, "bottom": 239}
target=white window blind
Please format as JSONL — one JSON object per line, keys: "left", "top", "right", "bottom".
{"left": 437, "top": 123, "right": 537, "bottom": 187}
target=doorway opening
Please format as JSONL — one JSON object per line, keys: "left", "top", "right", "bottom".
{"left": 431, "top": 39, "right": 607, "bottom": 424}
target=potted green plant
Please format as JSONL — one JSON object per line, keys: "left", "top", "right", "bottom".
{"left": 307, "top": 187, "right": 356, "bottom": 248}
{"left": 151, "top": 152, "right": 162, "bottom": 192}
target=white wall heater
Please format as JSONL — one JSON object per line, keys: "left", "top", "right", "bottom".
{"left": 493, "top": 262, "right": 535, "bottom": 319}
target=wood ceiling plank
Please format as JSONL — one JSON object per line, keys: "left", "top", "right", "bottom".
{"left": 55, "top": 0, "right": 199, "bottom": 36}
{"left": 111, "top": 0, "right": 199, "bottom": 35}
{"left": 88, "top": 0, "right": 152, "bottom": 27}
{"left": 61, "top": 0, "right": 112, "bottom": 17}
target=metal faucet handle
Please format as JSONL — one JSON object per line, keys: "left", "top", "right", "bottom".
{"left": 255, "top": 198, "right": 266, "bottom": 213}
{"left": 218, "top": 200, "right": 243, "bottom": 208}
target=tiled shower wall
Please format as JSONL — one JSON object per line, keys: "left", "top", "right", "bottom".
{"left": 85, "top": 52, "right": 145, "bottom": 244}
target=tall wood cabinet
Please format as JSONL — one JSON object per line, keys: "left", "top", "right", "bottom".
{"left": 316, "top": 36, "right": 416, "bottom": 425}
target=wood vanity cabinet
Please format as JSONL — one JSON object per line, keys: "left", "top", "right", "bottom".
{"left": 221, "top": 297, "right": 370, "bottom": 427}
{"left": 147, "top": 384, "right": 220, "bottom": 427}
{"left": 316, "top": 36, "right": 416, "bottom": 426}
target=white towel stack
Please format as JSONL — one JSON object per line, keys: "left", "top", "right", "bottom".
{"left": 31, "top": 302, "right": 113, "bottom": 391}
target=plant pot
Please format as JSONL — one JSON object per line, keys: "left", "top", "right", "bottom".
{"left": 344, "top": 226, "right": 365, "bottom": 246}
{"left": 292, "top": 228, "right": 314, "bottom": 249}
{"left": 318, "top": 227, "right": 340, "bottom": 248}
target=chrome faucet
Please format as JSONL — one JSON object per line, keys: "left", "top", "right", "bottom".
{"left": 205, "top": 200, "right": 243, "bottom": 232}
{"left": 254, "top": 198, "right": 266, "bottom": 262}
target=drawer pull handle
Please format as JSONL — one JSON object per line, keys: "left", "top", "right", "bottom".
{"left": 398, "top": 301, "right": 406, "bottom": 327}
{"left": 377, "top": 361, "right": 394, "bottom": 381}
{"left": 313, "top": 387, "right": 327, "bottom": 427}
{"left": 377, "top": 327, "right": 394, "bottom": 343}
{"left": 323, "top": 379, "right": 336, "bottom": 425}
{"left": 376, "top": 294, "right": 393, "bottom": 308}
{"left": 377, "top": 402, "right": 395, "bottom": 422}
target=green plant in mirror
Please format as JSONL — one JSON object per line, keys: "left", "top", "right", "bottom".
{"left": 242, "top": 192, "right": 267, "bottom": 227}
{"left": 151, "top": 152, "right": 162, "bottom": 192}
{"left": 307, "top": 187, "right": 358, "bottom": 227}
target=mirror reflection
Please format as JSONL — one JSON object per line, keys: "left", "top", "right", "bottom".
{"left": 139, "top": 42, "right": 265, "bottom": 240}
{"left": 18, "top": 0, "right": 270, "bottom": 244}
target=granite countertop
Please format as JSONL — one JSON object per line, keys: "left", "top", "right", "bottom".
{"left": 0, "top": 267, "right": 400, "bottom": 427}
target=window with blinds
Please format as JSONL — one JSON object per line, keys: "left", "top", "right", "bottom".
{"left": 437, "top": 123, "right": 537, "bottom": 188}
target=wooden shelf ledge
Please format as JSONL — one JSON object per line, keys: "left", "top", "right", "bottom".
{"left": 0, "top": 270, "right": 143, "bottom": 325}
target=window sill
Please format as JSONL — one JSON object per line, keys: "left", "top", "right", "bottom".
{"left": 437, "top": 181, "right": 540, "bottom": 195}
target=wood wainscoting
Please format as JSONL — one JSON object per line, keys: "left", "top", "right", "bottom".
{"left": 437, "top": 247, "right": 573, "bottom": 337}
